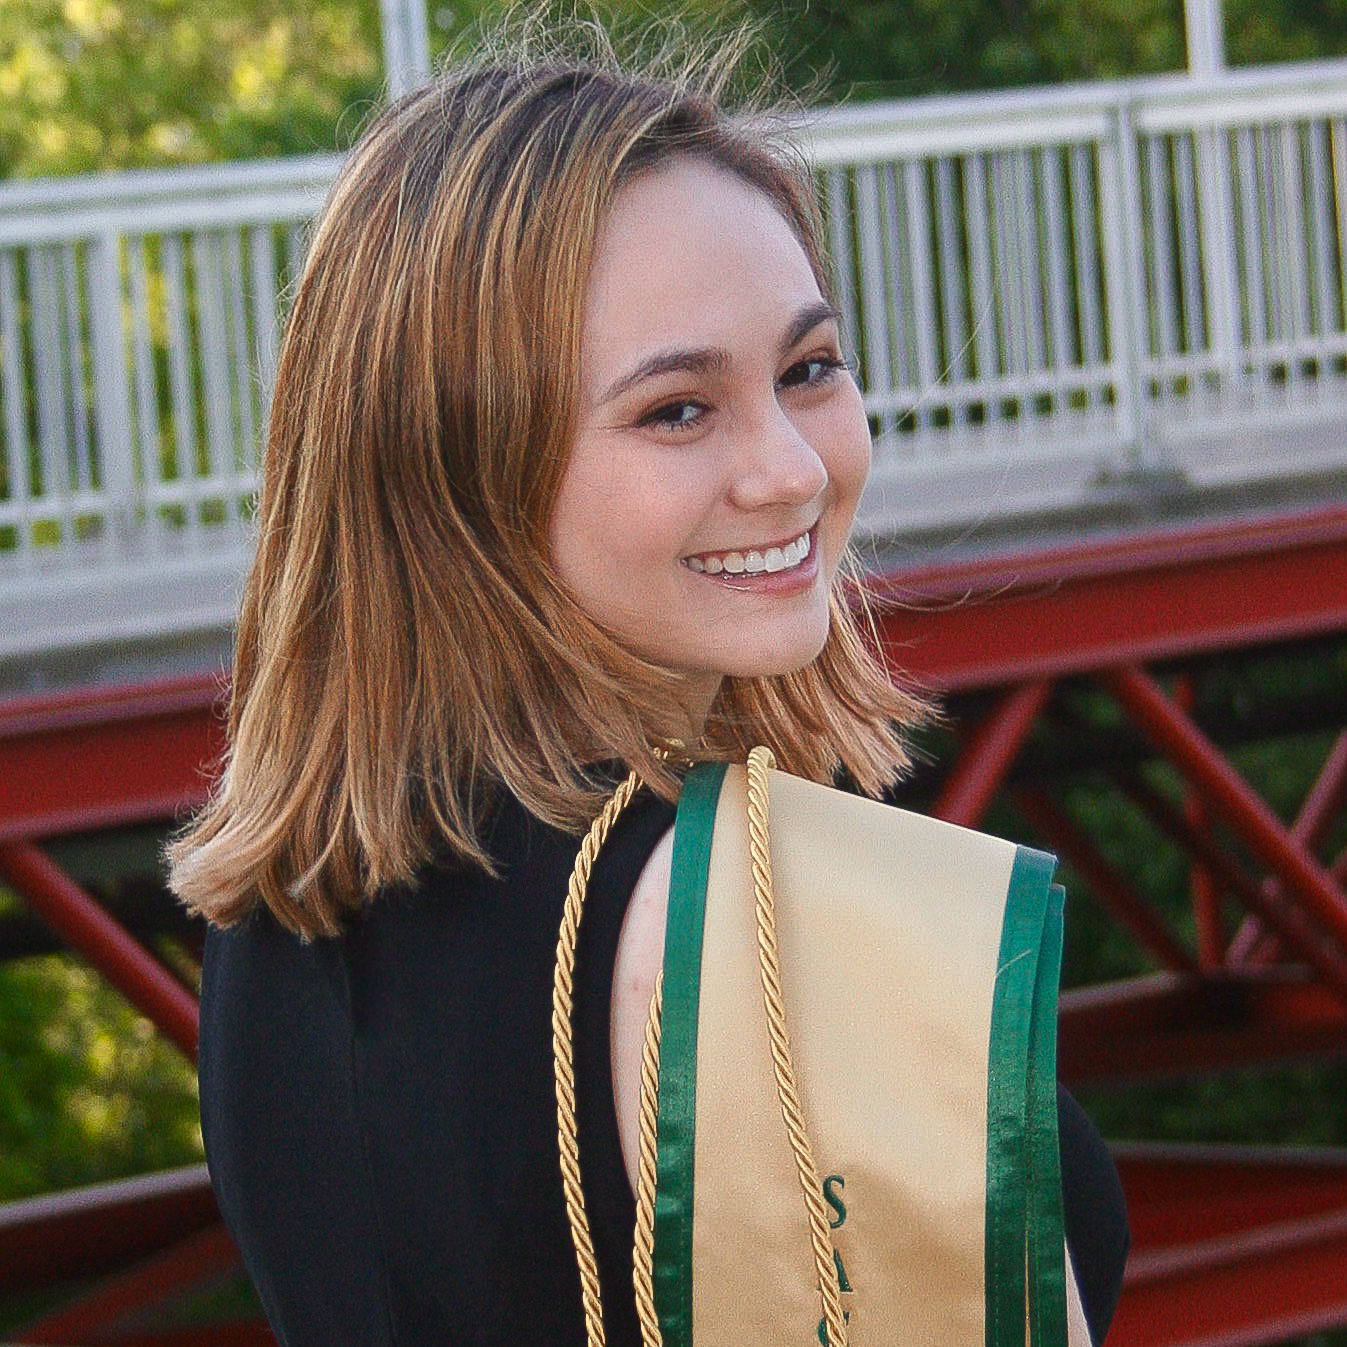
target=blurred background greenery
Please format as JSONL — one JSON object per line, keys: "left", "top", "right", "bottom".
{"left": 4, "top": 0, "right": 1347, "bottom": 182}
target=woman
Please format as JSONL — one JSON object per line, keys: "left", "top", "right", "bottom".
{"left": 171, "top": 29, "right": 1127, "bottom": 1347}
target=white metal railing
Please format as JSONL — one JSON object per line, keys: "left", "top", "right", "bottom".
{"left": 804, "top": 60, "right": 1347, "bottom": 530}
{"left": 3, "top": 60, "right": 1347, "bottom": 662}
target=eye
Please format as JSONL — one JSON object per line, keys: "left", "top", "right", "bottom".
{"left": 637, "top": 399, "right": 707, "bottom": 433}
{"left": 779, "top": 354, "right": 852, "bottom": 390}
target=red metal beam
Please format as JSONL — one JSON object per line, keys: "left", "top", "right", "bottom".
{"left": 1176, "top": 673, "right": 1224, "bottom": 969}
{"left": 1111, "top": 1145, "right": 1347, "bottom": 1347}
{"left": 1229, "top": 730, "right": 1347, "bottom": 967}
{"left": 873, "top": 505, "right": 1347, "bottom": 692}
{"left": 1104, "top": 666, "right": 1347, "bottom": 968}
{"left": 0, "top": 1166, "right": 218, "bottom": 1293}
{"left": 14, "top": 1222, "right": 241, "bottom": 1345}
{"left": 934, "top": 680, "right": 1054, "bottom": 827}
{"left": 1110, "top": 766, "right": 1347, "bottom": 997}
{"left": 1012, "top": 786, "right": 1198, "bottom": 972}
{"left": 0, "top": 842, "right": 199, "bottom": 1058}
{"left": 1059, "top": 971, "right": 1347, "bottom": 1083}
{"left": 1116, "top": 1143, "right": 1347, "bottom": 1246}
{"left": 0, "top": 673, "right": 224, "bottom": 843}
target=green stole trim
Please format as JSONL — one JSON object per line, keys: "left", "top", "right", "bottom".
{"left": 1028, "top": 885, "right": 1067, "bottom": 1347}
{"left": 651, "top": 762, "right": 727, "bottom": 1347}
{"left": 985, "top": 847, "right": 1064, "bottom": 1347}
{"left": 654, "top": 770, "right": 1068, "bottom": 1347}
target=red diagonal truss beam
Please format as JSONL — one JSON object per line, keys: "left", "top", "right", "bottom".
{"left": 1108, "top": 765, "right": 1347, "bottom": 996}
{"left": 1229, "top": 730, "right": 1347, "bottom": 966}
{"left": 1013, "top": 786, "right": 1199, "bottom": 973}
{"left": 934, "top": 680, "right": 1055, "bottom": 826}
{"left": 1104, "top": 665, "right": 1347, "bottom": 965}
{"left": 0, "top": 841, "right": 199, "bottom": 1057}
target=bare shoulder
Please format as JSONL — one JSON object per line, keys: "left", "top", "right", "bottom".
{"left": 610, "top": 825, "right": 674, "bottom": 1188}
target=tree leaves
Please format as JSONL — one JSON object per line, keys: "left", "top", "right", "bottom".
{"left": 0, "top": 0, "right": 382, "bottom": 179}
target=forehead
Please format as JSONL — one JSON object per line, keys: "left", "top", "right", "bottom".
{"left": 580, "top": 157, "right": 824, "bottom": 384}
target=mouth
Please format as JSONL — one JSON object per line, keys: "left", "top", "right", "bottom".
{"left": 683, "top": 527, "right": 813, "bottom": 577}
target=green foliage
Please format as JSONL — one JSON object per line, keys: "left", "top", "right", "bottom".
{"left": 0, "top": 946, "right": 201, "bottom": 1201}
{"left": 0, "top": 0, "right": 383, "bottom": 179}
{"left": 754, "top": 0, "right": 1347, "bottom": 101}
{"left": 1077, "top": 1060, "right": 1347, "bottom": 1146}
{"left": 1225, "top": 0, "right": 1347, "bottom": 66}
{"left": 758, "top": 0, "right": 1182, "bottom": 100}
{"left": 0, "top": 0, "right": 755, "bottom": 181}
{"left": 7, "top": 0, "right": 1347, "bottom": 184}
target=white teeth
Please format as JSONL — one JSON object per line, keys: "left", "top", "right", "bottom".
{"left": 686, "top": 530, "right": 811, "bottom": 578}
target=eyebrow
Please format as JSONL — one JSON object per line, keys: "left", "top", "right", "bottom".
{"left": 596, "top": 300, "right": 843, "bottom": 407}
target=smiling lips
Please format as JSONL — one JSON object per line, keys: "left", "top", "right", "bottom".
{"left": 684, "top": 529, "right": 812, "bottom": 577}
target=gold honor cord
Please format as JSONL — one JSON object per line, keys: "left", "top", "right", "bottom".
{"left": 553, "top": 769, "right": 640, "bottom": 1347}
{"left": 634, "top": 971, "right": 665, "bottom": 1347}
{"left": 746, "top": 747, "right": 849, "bottom": 1347}
{"left": 555, "top": 751, "right": 846, "bottom": 1347}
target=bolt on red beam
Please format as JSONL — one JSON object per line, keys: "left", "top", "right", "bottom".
{"left": 1104, "top": 666, "right": 1347, "bottom": 973}
{"left": 0, "top": 842, "right": 198, "bottom": 1059}
{"left": 1229, "top": 730, "right": 1347, "bottom": 967}
{"left": 934, "top": 680, "right": 1054, "bottom": 828}
{"left": 1013, "top": 786, "right": 1198, "bottom": 972}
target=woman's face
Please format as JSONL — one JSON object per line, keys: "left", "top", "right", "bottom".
{"left": 549, "top": 156, "right": 871, "bottom": 729}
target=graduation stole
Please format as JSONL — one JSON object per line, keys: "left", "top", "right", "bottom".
{"left": 554, "top": 748, "right": 1067, "bottom": 1347}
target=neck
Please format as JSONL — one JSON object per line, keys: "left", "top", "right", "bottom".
{"left": 668, "top": 672, "right": 722, "bottom": 743}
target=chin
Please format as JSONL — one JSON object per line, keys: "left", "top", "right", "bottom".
{"left": 720, "top": 631, "right": 831, "bottom": 682}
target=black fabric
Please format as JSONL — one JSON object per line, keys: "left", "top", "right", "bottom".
{"left": 1059, "top": 1085, "right": 1131, "bottom": 1344}
{"left": 200, "top": 787, "right": 1128, "bottom": 1346}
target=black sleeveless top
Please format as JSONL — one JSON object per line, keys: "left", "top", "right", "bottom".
{"left": 200, "top": 786, "right": 1128, "bottom": 1346}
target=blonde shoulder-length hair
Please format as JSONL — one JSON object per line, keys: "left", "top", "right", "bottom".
{"left": 169, "top": 31, "right": 928, "bottom": 938}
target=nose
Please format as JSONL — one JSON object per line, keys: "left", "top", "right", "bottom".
{"left": 726, "top": 404, "right": 828, "bottom": 513}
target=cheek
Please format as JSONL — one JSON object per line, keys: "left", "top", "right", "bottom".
{"left": 549, "top": 451, "right": 691, "bottom": 613}
{"left": 548, "top": 464, "right": 609, "bottom": 604}
{"left": 823, "top": 395, "right": 872, "bottom": 524}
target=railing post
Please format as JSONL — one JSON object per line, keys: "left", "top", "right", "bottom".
{"left": 1098, "top": 100, "right": 1151, "bottom": 470}
{"left": 1195, "top": 125, "right": 1243, "bottom": 401}
{"left": 87, "top": 230, "right": 139, "bottom": 546}
{"left": 379, "top": 0, "right": 431, "bottom": 100}
{"left": 1184, "top": 0, "right": 1227, "bottom": 77}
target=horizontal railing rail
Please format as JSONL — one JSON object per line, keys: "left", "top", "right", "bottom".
{"left": 3, "top": 60, "right": 1347, "bottom": 662}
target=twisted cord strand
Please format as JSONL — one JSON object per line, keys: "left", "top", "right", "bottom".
{"left": 554, "top": 770, "right": 640, "bottom": 1347}
{"left": 633, "top": 970, "right": 665, "bottom": 1347}
{"left": 746, "top": 746, "right": 849, "bottom": 1347}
